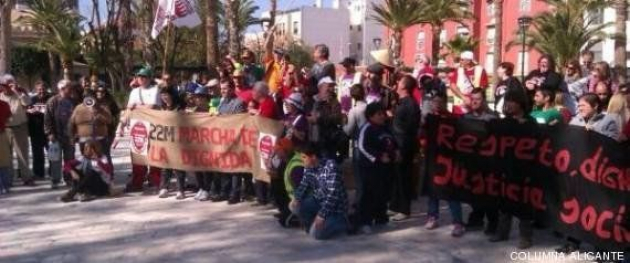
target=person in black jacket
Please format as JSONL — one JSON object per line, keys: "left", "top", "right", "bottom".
{"left": 389, "top": 75, "right": 421, "bottom": 221}
{"left": 27, "top": 81, "right": 51, "bottom": 180}
{"left": 524, "top": 55, "right": 563, "bottom": 98}
{"left": 356, "top": 103, "right": 397, "bottom": 234}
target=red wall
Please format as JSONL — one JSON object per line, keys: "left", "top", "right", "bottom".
{"left": 397, "top": 0, "right": 552, "bottom": 74}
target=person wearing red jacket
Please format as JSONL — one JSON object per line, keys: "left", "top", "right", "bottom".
{"left": 60, "top": 140, "right": 113, "bottom": 202}
{"left": 0, "top": 98, "right": 12, "bottom": 194}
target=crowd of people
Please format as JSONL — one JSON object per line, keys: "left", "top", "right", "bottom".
{"left": 0, "top": 38, "right": 628, "bottom": 258}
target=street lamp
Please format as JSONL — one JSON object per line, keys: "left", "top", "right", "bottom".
{"left": 518, "top": 16, "right": 533, "bottom": 80}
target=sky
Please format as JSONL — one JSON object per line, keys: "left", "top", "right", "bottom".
{"left": 78, "top": 0, "right": 320, "bottom": 32}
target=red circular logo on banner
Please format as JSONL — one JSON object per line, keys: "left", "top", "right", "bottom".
{"left": 130, "top": 122, "right": 148, "bottom": 152}
{"left": 259, "top": 135, "right": 273, "bottom": 156}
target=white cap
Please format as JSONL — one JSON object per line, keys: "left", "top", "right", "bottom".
{"left": 460, "top": 51, "right": 475, "bottom": 61}
{"left": 57, "top": 80, "right": 71, "bottom": 89}
{"left": 318, "top": 76, "right": 335, "bottom": 86}
{"left": 0, "top": 74, "right": 15, "bottom": 85}
{"left": 205, "top": 78, "right": 219, "bottom": 87}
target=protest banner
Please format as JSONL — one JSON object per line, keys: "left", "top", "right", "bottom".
{"left": 424, "top": 115, "right": 629, "bottom": 250}
{"left": 128, "top": 109, "right": 284, "bottom": 182}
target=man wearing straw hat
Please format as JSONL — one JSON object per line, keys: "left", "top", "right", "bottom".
{"left": 448, "top": 51, "right": 488, "bottom": 115}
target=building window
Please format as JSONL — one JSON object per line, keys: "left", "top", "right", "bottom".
{"left": 416, "top": 32, "right": 426, "bottom": 52}
{"left": 349, "top": 25, "right": 353, "bottom": 30}
{"left": 589, "top": 9, "right": 603, "bottom": 24}
{"left": 519, "top": 0, "right": 531, "bottom": 13}
{"left": 486, "top": 2, "right": 495, "bottom": 16}
{"left": 485, "top": 53, "right": 495, "bottom": 74}
{"left": 439, "top": 30, "right": 447, "bottom": 45}
{"left": 486, "top": 27, "right": 496, "bottom": 46}
{"left": 457, "top": 26, "right": 470, "bottom": 37}
{"left": 357, "top": 42, "right": 362, "bottom": 51}
{"left": 293, "top": 21, "right": 299, "bottom": 35}
{"left": 357, "top": 25, "right": 362, "bottom": 32}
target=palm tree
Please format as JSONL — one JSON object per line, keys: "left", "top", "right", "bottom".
{"left": 417, "top": 0, "right": 474, "bottom": 67}
{"left": 235, "top": 0, "right": 259, "bottom": 40}
{"left": 507, "top": 0, "right": 610, "bottom": 71}
{"left": 614, "top": 0, "right": 627, "bottom": 84}
{"left": 0, "top": 0, "right": 13, "bottom": 73}
{"left": 443, "top": 34, "right": 479, "bottom": 61}
{"left": 371, "top": 0, "right": 424, "bottom": 67}
{"left": 20, "top": 0, "right": 83, "bottom": 80}
{"left": 224, "top": 0, "right": 240, "bottom": 58}
{"left": 205, "top": 0, "right": 220, "bottom": 69}
{"left": 492, "top": 0, "right": 503, "bottom": 75}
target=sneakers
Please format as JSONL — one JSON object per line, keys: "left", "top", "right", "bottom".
{"left": 198, "top": 190, "right": 210, "bottom": 201}
{"left": 78, "top": 194, "right": 93, "bottom": 202}
{"left": 390, "top": 213, "right": 409, "bottom": 222}
{"left": 175, "top": 192, "right": 185, "bottom": 200}
{"left": 51, "top": 183, "right": 59, "bottom": 190}
{"left": 194, "top": 190, "right": 203, "bottom": 200}
{"left": 158, "top": 189, "right": 169, "bottom": 198}
{"left": 488, "top": 235, "right": 508, "bottom": 243}
{"left": 518, "top": 238, "right": 533, "bottom": 249}
{"left": 59, "top": 193, "right": 75, "bottom": 202}
{"left": 451, "top": 224, "right": 465, "bottom": 237}
{"left": 425, "top": 217, "right": 439, "bottom": 230}
{"left": 359, "top": 225, "right": 373, "bottom": 235}
{"left": 555, "top": 243, "right": 579, "bottom": 254}
{"left": 23, "top": 180, "right": 36, "bottom": 187}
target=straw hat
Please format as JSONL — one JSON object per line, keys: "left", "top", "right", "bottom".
{"left": 370, "top": 49, "right": 393, "bottom": 68}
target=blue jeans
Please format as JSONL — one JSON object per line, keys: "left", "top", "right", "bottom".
{"left": 0, "top": 167, "right": 9, "bottom": 193}
{"left": 427, "top": 197, "right": 463, "bottom": 224}
{"left": 298, "top": 195, "right": 347, "bottom": 240}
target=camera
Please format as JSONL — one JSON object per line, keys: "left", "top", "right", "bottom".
{"left": 83, "top": 97, "right": 95, "bottom": 107}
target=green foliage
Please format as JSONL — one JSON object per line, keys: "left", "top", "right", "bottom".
{"left": 506, "top": 0, "right": 611, "bottom": 70}
{"left": 444, "top": 35, "right": 479, "bottom": 59}
{"left": 286, "top": 42, "right": 314, "bottom": 70}
{"left": 370, "top": 0, "right": 424, "bottom": 32}
{"left": 20, "top": 0, "right": 83, "bottom": 68}
{"left": 417, "top": 0, "right": 474, "bottom": 27}
{"left": 10, "top": 46, "right": 50, "bottom": 84}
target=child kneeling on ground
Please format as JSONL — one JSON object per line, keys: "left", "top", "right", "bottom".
{"left": 60, "top": 140, "right": 113, "bottom": 202}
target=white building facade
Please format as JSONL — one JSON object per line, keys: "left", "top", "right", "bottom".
{"left": 260, "top": 0, "right": 383, "bottom": 65}
{"left": 588, "top": 8, "right": 630, "bottom": 73}
{"left": 261, "top": 6, "right": 350, "bottom": 63}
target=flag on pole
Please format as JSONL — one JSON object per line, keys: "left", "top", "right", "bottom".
{"left": 151, "top": 0, "right": 202, "bottom": 39}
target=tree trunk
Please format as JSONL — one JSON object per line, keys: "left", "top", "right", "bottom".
{"left": 225, "top": 0, "right": 240, "bottom": 58}
{"left": 391, "top": 30, "right": 402, "bottom": 68}
{"left": 206, "top": 0, "right": 219, "bottom": 69}
{"left": 0, "top": 0, "right": 13, "bottom": 74}
{"left": 431, "top": 25, "right": 442, "bottom": 67}
{"left": 48, "top": 52, "right": 58, "bottom": 82}
{"left": 121, "top": 0, "right": 134, "bottom": 91}
{"left": 62, "top": 59, "right": 72, "bottom": 81}
{"left": 141, "top": 0, "right": 155, "bottom": 66}
{"left": 614, "top": 0, "right": 627, "bottom": 84}
{"left": 270, "top": 0, "right": 276, "bottom": 26}
{"left": 492, "top": 0, "right": 503, "bottom": 77}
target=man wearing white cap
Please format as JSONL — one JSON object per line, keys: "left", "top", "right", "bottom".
{"left": 44, "top": 80, "right": 80, "bottom": 188}
{"left": 307, "top": 77, "right": 343, "bottom": 160}
{"left": 0, "top": 74, "right": 34, "bottom": 186}
{"left": 449, "top": 51, "right": 488, "bottom": 115}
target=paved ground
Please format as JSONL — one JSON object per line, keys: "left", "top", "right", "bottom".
{"left": 0, "top": 139, "right": 617, "bottom": 263}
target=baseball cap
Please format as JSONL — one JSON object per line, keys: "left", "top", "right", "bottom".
{"left": 318, "top": 77, "right": 336, "bottom": 86}
{"left": 284, "top": 92, "right": 304, "bottom": 111}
